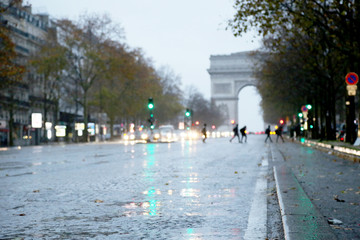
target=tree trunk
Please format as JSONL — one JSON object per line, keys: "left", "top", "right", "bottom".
{"left": 83, "top": 92, "right": 88, "bottom": 142}
{"left": 110, "top": 117, "right": 114, "bottom": 140}
{"left": 8, "top": 107, "right": 14, "bottom": 146}
{"left": 42, "top": 93, "right": 48, "bottom": 142}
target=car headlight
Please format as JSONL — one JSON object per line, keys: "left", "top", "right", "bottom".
{"left": 141, "top": 133, "right": 148, "bottom": 140}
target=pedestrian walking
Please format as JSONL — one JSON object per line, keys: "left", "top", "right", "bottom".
{"left": 276, "top": 125, "right": 285, "bottom": 143}
{"left": 265, "top": 125, "right": 272, "bottom": 143}
{"left": 240, "top": 126, "right": 247, "bottom": 143}
{"left": 202, "top": 124, "right": 207, "bottom": 143}
{"left": 230, "top": 123, "right": 240, "bottom": 143}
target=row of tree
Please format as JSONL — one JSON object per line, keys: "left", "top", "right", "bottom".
{"left": 1, "top": 6, "right": 225, "bottom": 144}
{"left": 229, "top": 0, "right": 360, "bottom": 140}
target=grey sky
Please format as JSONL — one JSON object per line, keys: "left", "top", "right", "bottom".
{"left": 28, "top": 0, "right": 264, "bottom": 130}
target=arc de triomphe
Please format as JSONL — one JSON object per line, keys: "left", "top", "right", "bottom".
{"left": 207, "top": 51, "right": 258, "bottom": 128}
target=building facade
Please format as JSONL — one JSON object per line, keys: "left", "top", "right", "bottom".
{"left": 0, "top": 0, "right": 57, "bottom": 146}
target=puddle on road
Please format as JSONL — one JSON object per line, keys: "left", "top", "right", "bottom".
{"left": 103, "top": 200, "right": 161, "bottom": 217}
{"left": 180, "top": 188, "right": 200, "bottom": 198}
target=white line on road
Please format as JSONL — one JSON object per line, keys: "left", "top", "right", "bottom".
{"left": 243, "top": 157, "right": 268, "bottom": 239}
{"left": 273, "top": 166, "right": 290, "bottom": 240}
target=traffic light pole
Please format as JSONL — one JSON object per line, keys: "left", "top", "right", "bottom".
{"left": 185, "top": 108, "right": 191, "bottom": 130}
{"left": 148, "top": 98, "right": 155, "bottom": 129}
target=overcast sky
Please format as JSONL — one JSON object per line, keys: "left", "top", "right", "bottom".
{"left": 28, "top": 0, "right": 265, "bottom": 131}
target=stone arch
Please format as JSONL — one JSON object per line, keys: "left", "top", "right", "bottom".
{"left": 236, "top": 82, "right": 257, "bottom": 97}
{"left": 207, "top": 51, "right": 258, "bottom": 129}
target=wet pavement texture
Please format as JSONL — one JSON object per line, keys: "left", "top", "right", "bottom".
{"left": 272, "top": 141, "right": 360, "bottom": 240}
{"left": 0, "top": 136, "right": 271, "bottom": 239}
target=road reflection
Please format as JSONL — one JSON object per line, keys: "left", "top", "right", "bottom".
{"left": 142, "top": 144, "right": 160, "bottom": 216}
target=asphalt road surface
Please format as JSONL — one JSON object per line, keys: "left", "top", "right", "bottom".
{"left": 0, "top": 135, "right": 276, "bottom": 239}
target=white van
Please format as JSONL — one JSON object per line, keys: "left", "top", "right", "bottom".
{"left": 158, "top": 125, "right": 176, "bottom": 142}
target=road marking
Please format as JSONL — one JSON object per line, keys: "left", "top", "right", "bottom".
{"left": 243, "top": 157, "right": 268, "bottom": 239}
{"left": 273, "top": 166, "right": 290, "bottom": 240}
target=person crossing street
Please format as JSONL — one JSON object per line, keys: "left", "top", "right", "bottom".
{"left": 265, "top": 125, "right": 272, "bottom": 143}
{"left": 240, "top": 126, "right": 247, "bottom": 143}
{"left": 230, "top": 123, "right": 240, "bottom": 143}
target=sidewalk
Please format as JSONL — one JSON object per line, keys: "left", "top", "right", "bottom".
{"left": 271, "top": 140, "right": 360, "bottom": 240}
{"left": 299, "top": 138, "right": 360, "bottom": 163}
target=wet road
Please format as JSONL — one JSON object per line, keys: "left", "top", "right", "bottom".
{"left": 0, "top": 136, "right": 270, "bottom": 239}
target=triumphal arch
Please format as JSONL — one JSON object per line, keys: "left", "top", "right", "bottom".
{"left": 207, "top": 51, "right": 258, "bottom": 128}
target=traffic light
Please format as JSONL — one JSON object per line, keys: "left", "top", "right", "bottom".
{"left": 298, "top": 113, "right": 303, "bottom": 118}
{"left": 306, "top": 104, "right": 312, "bottom": 110}
{"left": 148, "top": 116, "right": 155, "bottom": 129}
{"left": 148, "top": 98, "right": 154, "bottom": 110}
{"left": 279, "top": 119, "right": 284, "bottom": 125}
{"left": 185, "top": 108, "right": 191, "bottom": 117}
{"left": 147, "top": 98, "right": 154, "bottom": 129}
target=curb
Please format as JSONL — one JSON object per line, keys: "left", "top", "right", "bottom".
{"left": 291, "top": 138, "right": 360, "bottom": 163}
{"left": 304, "top": 140, "right": 360, "bottom": 163}
{"left": 273, "top": 165, "right": 337, "bottom": 240}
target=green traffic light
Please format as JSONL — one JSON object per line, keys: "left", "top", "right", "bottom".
{"left": 150, "top": 125, "right": 154, "bottom": 129}
{"left": 148, "top": 98, "right": 154, "bottom": 110}
{"left": 298, "top": 113, "right": 303, "bottom": 117}
{"left": 306, "top": 104, "right": 312, "bottom": 110}
{"left": 185, "top": 108, "right": 191, "bottom": 117}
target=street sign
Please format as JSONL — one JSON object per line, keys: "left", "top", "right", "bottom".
{"left": 0, "top": 120, "right": 6, "bottom": 128}
{"left": 345, "top": 72, "right": 359, "bottom": 85}
{"left": 301, "top": 105, "right": 308, "bottom": 112}
{"left": 31, "top": 113, "right": 42, "bottom": 128}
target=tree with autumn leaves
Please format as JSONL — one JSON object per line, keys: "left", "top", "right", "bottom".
{"left": 229, "top": 0, "right": 360, "bottom": 140}
{"left": 29, "top": 28, "right": 67, "bottom": 142}
{"left": 32, "top": 14, "right": 185, "bottom": 142}
{"left": 0, "top": 27, "right": 25, "bottom": 89}
{"left": 2, "top": 8, "right": 223, "bottom": 144}
{"left": 0, "top": 1, "right": 26, "bottom": 146}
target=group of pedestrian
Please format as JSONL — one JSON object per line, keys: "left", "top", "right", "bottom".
{"left": 203, "top": 122, "right": 285, "bottom": 144}
{"left": 265, "top": 125, "right": 284, "bottom": 143}
{"left": 229, "top": 124, "right": 247, "bottom": 143}
{"left": 228, "top": 123, "right": 285, "bottom": 143}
